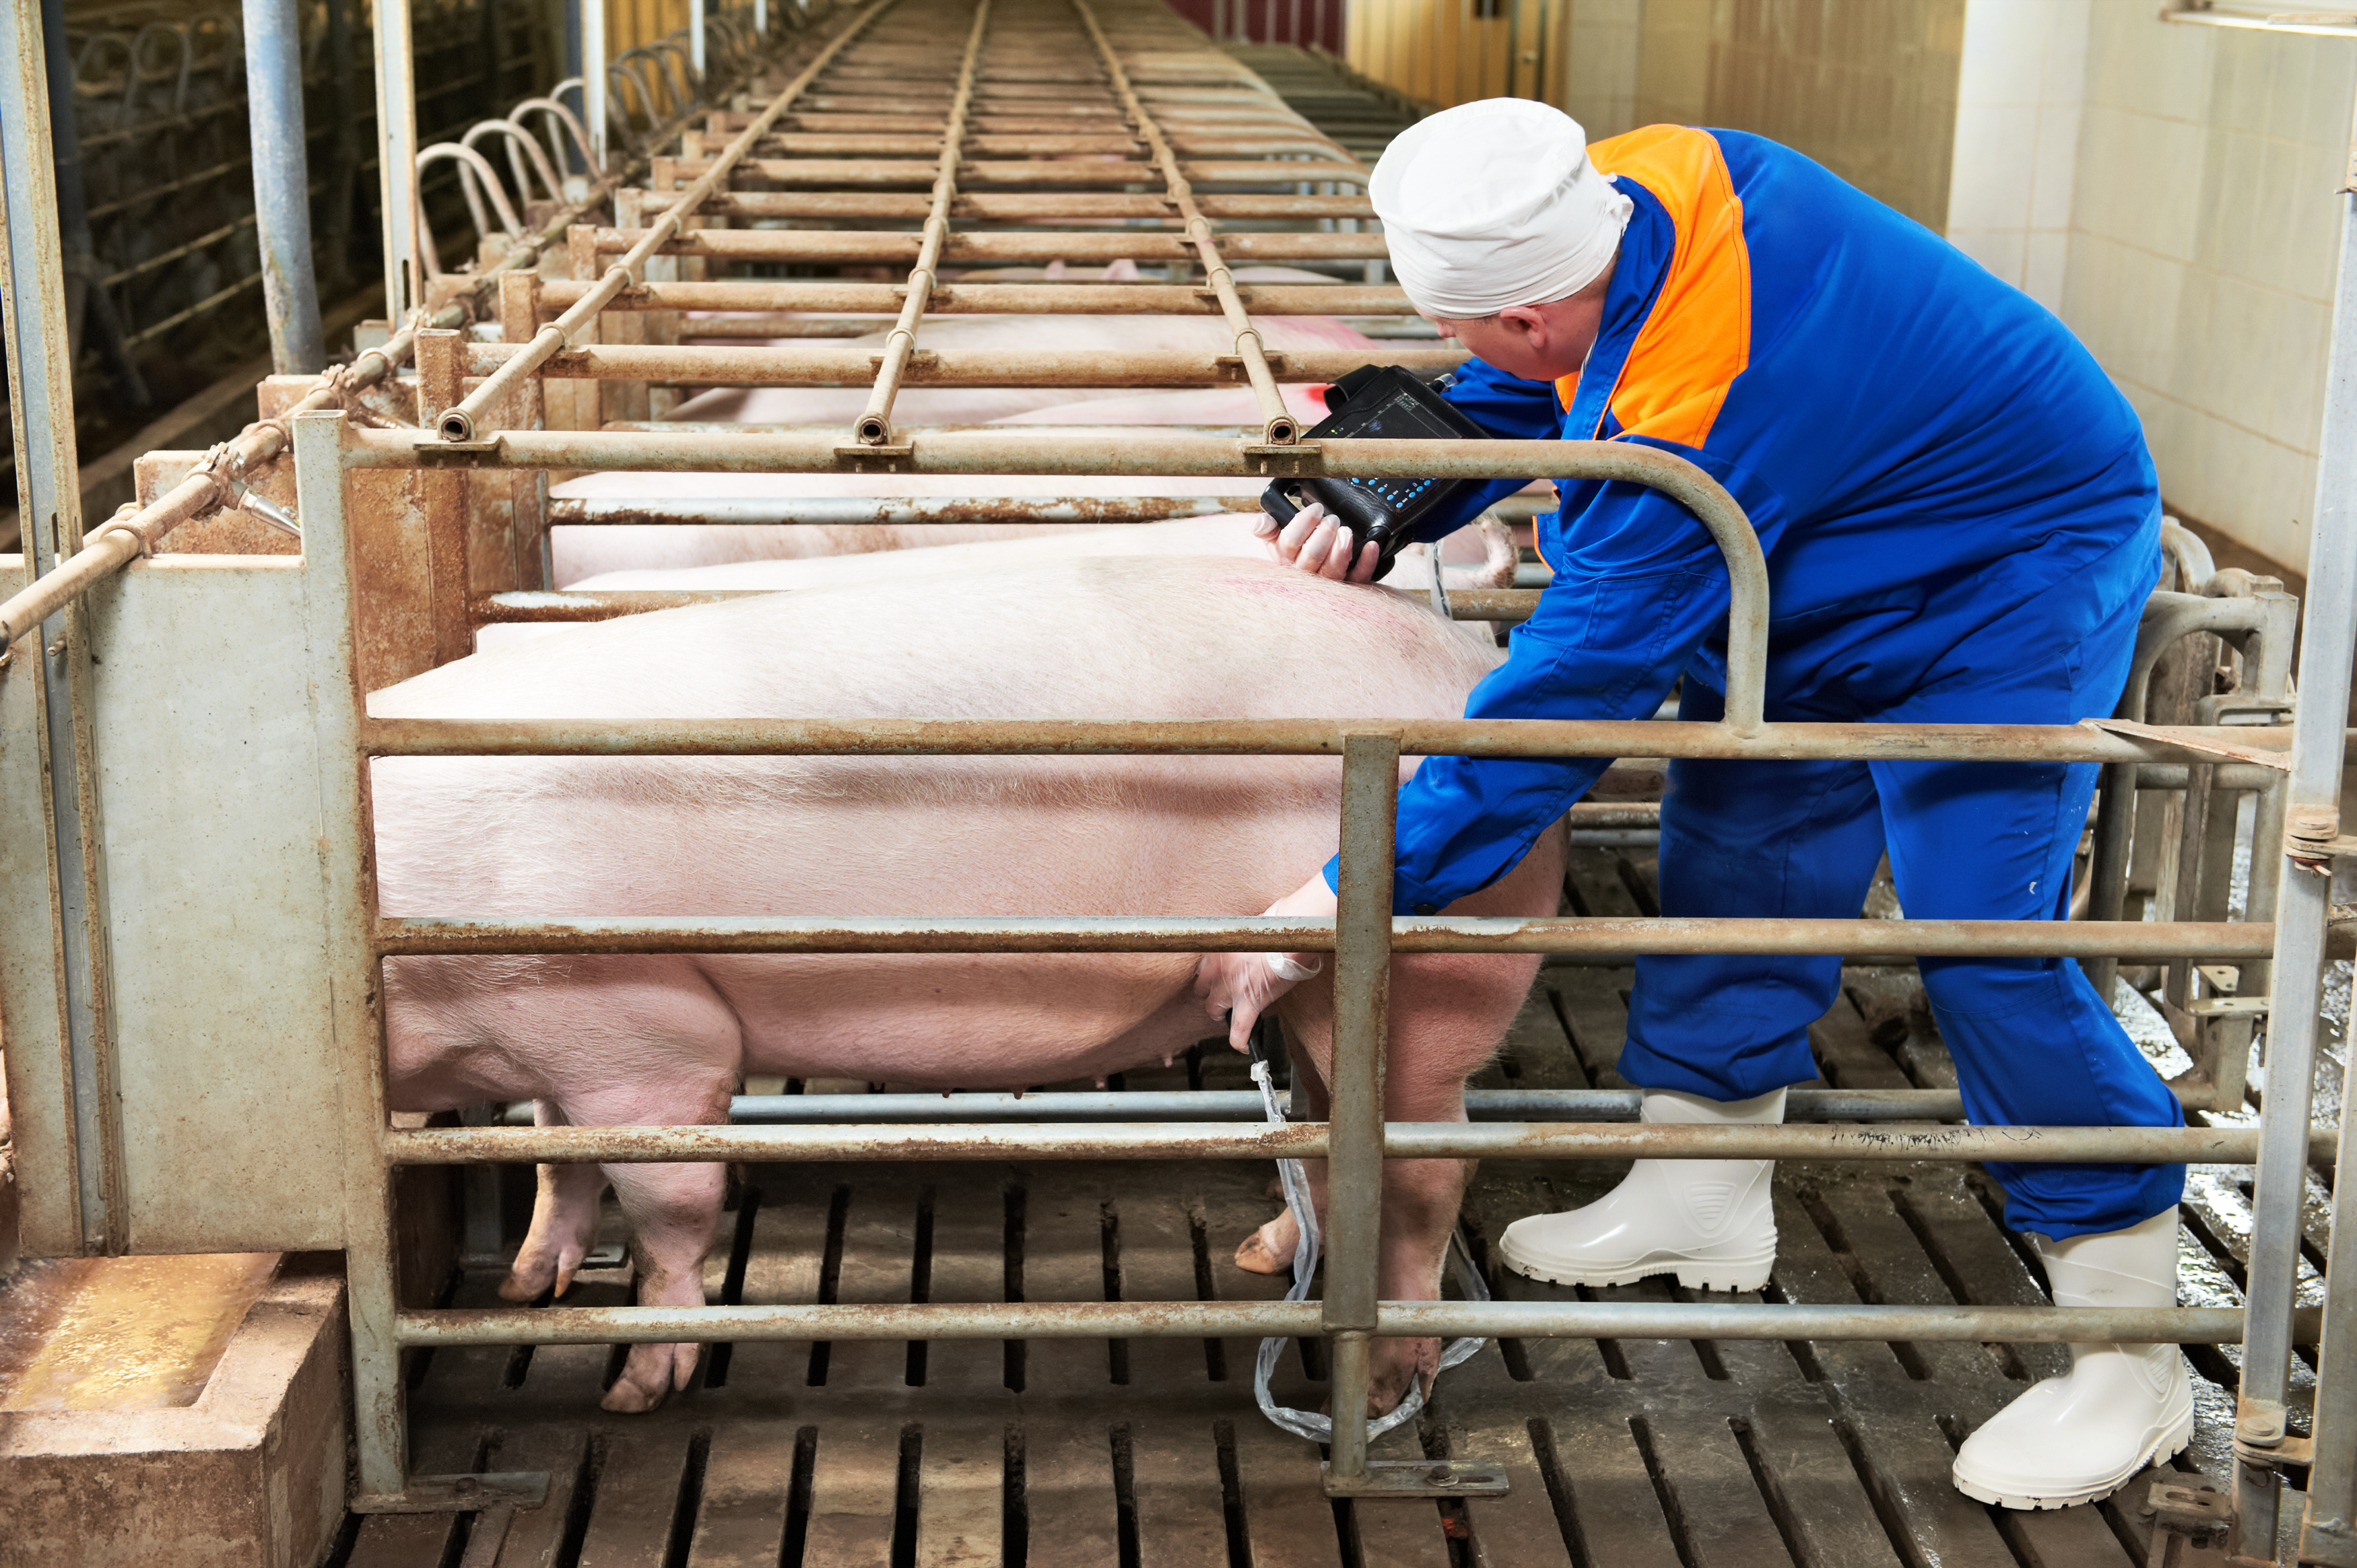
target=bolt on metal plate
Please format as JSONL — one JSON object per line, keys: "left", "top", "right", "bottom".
{"left": 1323, "top": 1460, "right": 1511, "bottom": 1498}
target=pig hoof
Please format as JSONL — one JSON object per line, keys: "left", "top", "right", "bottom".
{"left": 601, "top": 1342, "right": 700, "bottom": 1412}
{"left": 1364, "top": 1338, "right": 1442, "bottom": 1417}
{"left": 497, "top": 1256, "right": 558, "bottom": 1302}
{"left": 601, "top": 1375, "right": 667, "bottom": 1414}
{"left": 1234, "top": 1213, "right": 1300, "bottom": 1275}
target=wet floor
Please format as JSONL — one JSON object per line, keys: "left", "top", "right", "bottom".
{"left": 330, "top": 843, "right": 2319, "bottom": 1567}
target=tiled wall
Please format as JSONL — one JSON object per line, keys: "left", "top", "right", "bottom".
{"left": 1943, "top": 0, "right": 2088, "bottom": 311}
{"left": 2053, "top": 6, "right": 2354, "bottom": 572}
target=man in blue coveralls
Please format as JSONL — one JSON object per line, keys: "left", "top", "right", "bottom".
{"left": 1195, "top": 99, "right": 2191, "bottom": 1510}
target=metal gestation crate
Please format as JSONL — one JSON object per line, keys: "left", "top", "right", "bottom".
{"left": 5, "top": 0, "right": 2357, "bottom": 1560}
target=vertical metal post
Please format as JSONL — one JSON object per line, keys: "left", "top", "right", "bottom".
{"left": 244, "top": 0, "right": 327, "bottom": 374}
{"left": 292, "top": 411, "right": 405, "bottom": 1500}
{"left": 2240, "top": 162, "right": 2357, "bottom": 1565}
{"left": 374, "top": 0, "right": 423, "bottom": 318}
{"left": 2290, "top": 164, "right": 2357, "bottom": 1568}
{"left": 756, "top": 0, "right": 768, "bottom": 36}
{"left": 1323, "top": 732, "right": 1397, "bottom": 1489}
{"left": 585, "top": 0, "right": 609, "bottom": 170}
{"left": 692, "top": 0, "right": 708, "bottom": 73}
{"left": 0, "top": 0, "right": 125, "bottom": 1257}
{"left": 295, "top": 412, "right": 550, "bottom": 1517}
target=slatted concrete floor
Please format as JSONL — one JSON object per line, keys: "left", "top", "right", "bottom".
{"left": 335, "top": 844, "right": 2330, "bottom": 1567}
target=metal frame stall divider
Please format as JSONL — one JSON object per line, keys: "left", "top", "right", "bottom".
{"left": 6, "top": 0, "right": 2357, "bottom": 1558}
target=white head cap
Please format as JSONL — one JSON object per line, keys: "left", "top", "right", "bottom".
{"left": 1369, "top": 98, "right": 1634, "bottom": 320}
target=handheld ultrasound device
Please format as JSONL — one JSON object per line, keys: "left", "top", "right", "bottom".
{"left": 1259, "top": 364, "right": 1494, "bottom": 582}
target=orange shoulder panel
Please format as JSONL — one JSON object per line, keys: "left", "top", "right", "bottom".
{"left": 1554, "top": 126, "right": 1751, "bottom": 450}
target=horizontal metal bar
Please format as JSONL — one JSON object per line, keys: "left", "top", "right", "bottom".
{"left": 541, "top": 494, "right": 1252, "bottom": 526}
{"left": 382, "top": 1120, "right": 2332, "bottom": 1165}
{"left": 679, "top": 190, "right": 1374, "bottom": 219}
{"left": 497, "top": 1086, "right": 1977, "bottom": 1124}
{"left": 531, "top": 279, "right": 1411, "bottom": 314}
{"left": 580, "top": 228, "right": 1391, "bottom": 263}
{"left": 391, "top": 1299, "right": 2324, "bottom": 1347}
{"left": 639, "top": 156, "right": 1363, "bottom": 184}
{"left": 371, "top": 914, "right": 2307, "bottom": 959}
{"left": 355, "top": 714, "right": 2302, "bottom": 768}
{"left": 1377, "top": 1301, "right": 2325, "bottom": 1344}
{"left": 459, "top": 341, "right": 1463, "bottom": 386}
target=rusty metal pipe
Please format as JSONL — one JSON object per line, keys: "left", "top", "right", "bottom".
{"left": 540, "top": 493, "right": 1251, "bottom": 526}
{"left": 389, "top": 1300, "right": 2321, "bottom": 1348}
{"left": 1069, "top": 0, "right": 1296, "bottom": 443}
{"left": 532, "top": 279, "right": 1416, "bottom": 314}
{"left": 677, "top": 190, "right": 1373, "bottom": 219}
{"left": 655, "top": 154, "right": 1363, "bottom": 185}
{"left": 580, "top": 224, "right": 1393, "bottom": 263}
{"left": 496, "top": 1085, "right": 1966, "bottom": 1124}
{"left": 368, "top": 914, "right": 2313, "bottom": 959}
{"left": 438, "top": 0, "right": 897, "bottom": 442}
{"left": 856, "top": 0, "right": 992, "bottom": 445}
{"left": 456, "top": 338, "right": 1465, "bottom": 384}
{"left": 354, "top": 714, "right": 2300, "bottom": 767}
{"left": 398, "top": 1301, "right": 1319, "bottom": 1344}
{"left": 364, "top": 430, "right": 1772, "bottom": 722}
{"left": 380, "top": 1120, "right": 2331, "bottom": 1165}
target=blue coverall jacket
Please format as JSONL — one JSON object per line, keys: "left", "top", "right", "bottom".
{"left": 1330, "top": 125, "right": 2180, "bottom": 1238}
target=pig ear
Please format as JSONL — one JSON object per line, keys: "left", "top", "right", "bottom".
{"left": 1106, "top": 257, "right": 1141, "bottom": 282}
{"left": 1044, "top": 259, "right": 1067, "bottom": 280}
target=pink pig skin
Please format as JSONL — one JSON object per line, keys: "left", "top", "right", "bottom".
{"left": 367, "top": 555, "right": 1558, "bottom": 1416}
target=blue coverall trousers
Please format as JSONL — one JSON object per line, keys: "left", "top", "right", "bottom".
{"left": 1612, "top": 545, "right": 2187, "bottom": 1241}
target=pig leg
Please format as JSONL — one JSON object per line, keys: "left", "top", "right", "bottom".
{"left": 1255, "top": 842, "right": 1559, "bottom": 1414}
{"left": 500, "top": 1101, "right": 608, "bottom": 1303}
{"left": 533, "top": 963, "right": 741, "bottom": 1413}
{"left": 600, "top": 1157, "right": 731, "bottom": 1412}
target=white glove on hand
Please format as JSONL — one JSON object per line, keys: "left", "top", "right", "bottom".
{"left": 1255, "top": 502, "right": 1381, "bottom": 584}
{"left": 1193, "top": 874, "right": 1341, "bottom": 1051}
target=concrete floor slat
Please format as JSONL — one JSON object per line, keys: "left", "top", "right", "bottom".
{"left": 1642, "top": 1411, "right": 1799, "bottom": 1568}
{"left": 915, "top": 1419, "right": 1006, "bottom": 1568}
{"left": 1019, "top": 1421, "right": 1123, "bottom": 1568}
{"left": 1128, "top": 1421, "right": 1234, "bottom": 1568}
{"left": 800, "top": 1415, "right": 908, "bottom": 1568}
{"left": 682, "top": 1421, "right": 797, "bottom": 1568}
{"left": 1733, "top": 1404, "right": 1909, "bottom": 1568}
{"left": 1232, "top": 1417, "right": 1346, "bottom": 1568}
{"left": 1454, "top": 1418, "right": 1575, "bottom": 1568}
{"left": 574, "top": 1429, "right": 694, "bottom": 1568}
{"left": 1524, "top": 1409, "right": 1684, "bottom": 1568}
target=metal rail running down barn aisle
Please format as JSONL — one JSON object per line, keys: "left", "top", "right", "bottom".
{"left": 6, "top": 0, "right": 2357, "bottom": 1561}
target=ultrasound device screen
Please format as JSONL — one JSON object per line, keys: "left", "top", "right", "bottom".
{"left": 1257, "top": 365, "right": 1495, "bottom": 582}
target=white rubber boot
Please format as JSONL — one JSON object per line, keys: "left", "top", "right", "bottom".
{"left": 1951, "top": 1210, "right": 2195, "bottom": 1509}
{"left": 1498, "top": 1088, "right": 1783, "bottom": 1291}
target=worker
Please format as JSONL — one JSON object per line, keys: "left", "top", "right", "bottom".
{"left": 1195, "top": 99, "right": 2189, "bottom": 1512}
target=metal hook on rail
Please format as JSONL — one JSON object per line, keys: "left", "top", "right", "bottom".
{"left": 418, "top": 143, "right": 530, "bottom": 249}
